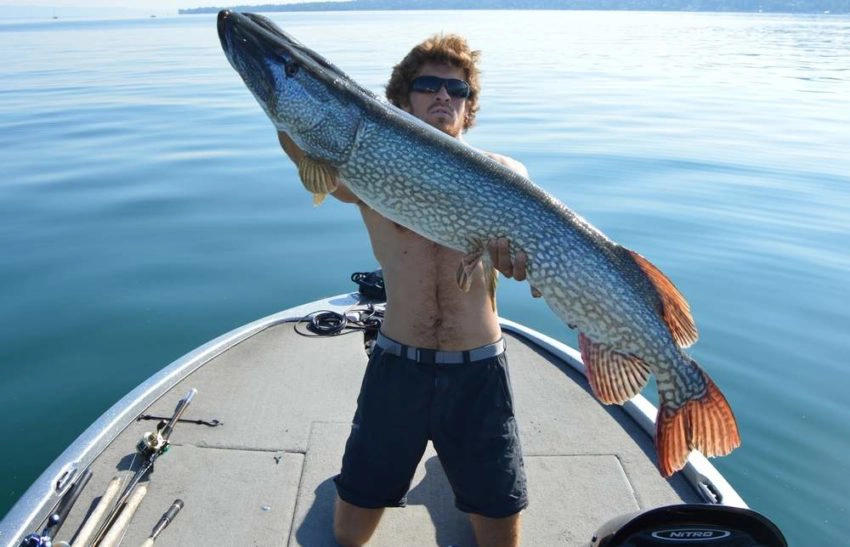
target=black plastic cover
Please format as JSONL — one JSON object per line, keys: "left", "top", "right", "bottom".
{"left": 591, "top": 504, "right": 787, "bottom": 547}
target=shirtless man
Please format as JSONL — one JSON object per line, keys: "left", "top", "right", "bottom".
{"left": 278, "top": 34, "right": 537, "bottom": 547}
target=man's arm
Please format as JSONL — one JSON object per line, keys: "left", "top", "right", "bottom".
{"left": 277, "top": 131, "right": 361, "bottom": 204}
{"left": 483, "top": 152, "right": 541, "bottom": 298}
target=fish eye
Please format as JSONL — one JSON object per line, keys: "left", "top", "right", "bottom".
{"left": 285, "top": 62, "right": 300, "bottom": 77}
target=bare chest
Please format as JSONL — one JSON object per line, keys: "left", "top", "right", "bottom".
{"left": 358, "top": 206, "right": 498, "bottom": 349}
{"left": 361, "top": 206, "right": 465, "bottom": 290}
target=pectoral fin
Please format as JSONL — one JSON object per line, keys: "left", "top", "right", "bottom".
{"left": 297, "top": 155, "right": 339, "bottom": 207}
{"left": 456, "top": 249, "right": 484, "bottom": 292}
{"left": 578, "top": 332, "right": 651, "bottom": 405}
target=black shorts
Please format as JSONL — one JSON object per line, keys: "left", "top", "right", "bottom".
{"left": 334, "top": 335, "right": 528, "bottom": 518}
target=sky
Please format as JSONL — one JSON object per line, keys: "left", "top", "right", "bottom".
{"left": 0, "top": 0, "right": 337, "bottom": 18}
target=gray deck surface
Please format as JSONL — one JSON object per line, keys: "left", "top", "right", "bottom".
{"left": 55, "top": 322, "right": 699, "bottom": 546}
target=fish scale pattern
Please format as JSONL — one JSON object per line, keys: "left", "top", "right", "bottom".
{"left": 342, "top": 119, "right": 671, "bottom": 356}
{"left": 219, "top": 9, "right": 740, "bottom": 476}
{"left": 341, "top": 116, "right": 715, "bottom": 422}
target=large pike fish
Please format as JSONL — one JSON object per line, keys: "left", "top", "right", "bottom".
{"left": 217, "top": 10, "right": 740, "bottom": 476}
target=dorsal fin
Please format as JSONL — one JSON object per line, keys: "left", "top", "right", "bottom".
{"left": 627, "top": 250, "right": 698, "bottom": 348}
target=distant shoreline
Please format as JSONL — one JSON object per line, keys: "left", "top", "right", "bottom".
{"left": 179, "top": 1, "right": 847, "bottom": 15}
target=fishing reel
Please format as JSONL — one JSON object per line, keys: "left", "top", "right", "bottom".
{"left": 18, "top": 468, "right": 92, "bottom": 547}
{"left": 19, "top": 532, "right": 52, "bottom": 547}
{"left": 137, "top": 422, "right": 170, "bottom": 459}
{"left": 19, "top": 534, "right": 70, "bottom": 547}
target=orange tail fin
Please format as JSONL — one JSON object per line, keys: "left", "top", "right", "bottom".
{"left": 655, "top": 370, "right": 741, "bottom": 477}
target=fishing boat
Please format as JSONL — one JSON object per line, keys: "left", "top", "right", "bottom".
{"left": 0, "top": 274, "right": 786, "bottom": 546}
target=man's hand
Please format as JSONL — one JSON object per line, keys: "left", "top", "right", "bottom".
{"left": 487, "top": 237, "right": 542, "bottom": 298}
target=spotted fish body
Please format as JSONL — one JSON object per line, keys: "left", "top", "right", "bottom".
{"left": 217, "top": 10, "right": 740, "bottom": 476}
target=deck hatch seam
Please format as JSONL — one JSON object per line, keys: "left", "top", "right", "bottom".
{"left": 522, "top": 452, "right": 625, "bottom": 457}
{"left": 287, "top": 421, "right": 316, "bottom": 546}
{"left": 171, "top": 443, "right": 307, "bottom": 455}
{"left": 613, "top": 453, "right": 641, "bottom": 508}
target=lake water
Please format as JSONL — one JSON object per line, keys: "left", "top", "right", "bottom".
{"left": 1, "top": 10, "right": 848, "bottom": 545}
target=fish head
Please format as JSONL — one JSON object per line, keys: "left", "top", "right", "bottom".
{"left": 217, "top": 10, "right": 361, "bottom": 164}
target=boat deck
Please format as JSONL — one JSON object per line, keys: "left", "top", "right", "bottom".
{"left": 49, "top": 316, "right": 699, "bottom": 546}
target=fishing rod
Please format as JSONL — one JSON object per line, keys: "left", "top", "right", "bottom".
{"left": 97, "top": 485, "right": 147, "bottom": 547}
{"left": 19, "top": 467, "right": 93, "bottom": 547}
{"left": 71, "top": 477, "right": 121, "bottom": 546}
{"left": 21, "top": 467, "right": 92, "bottom": 547}
{"left": 140, "top": 499, "right": 183, "bottom": 547}
{"left": 88, "top": 388, "right": 197, "bottom": 547}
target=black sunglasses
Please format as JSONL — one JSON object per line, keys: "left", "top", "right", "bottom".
{"left": 409, "top": 76, "right": 471, "bottom": 99}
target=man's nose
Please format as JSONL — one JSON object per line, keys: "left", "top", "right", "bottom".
{"left": 434, "top": 84, "right": 452, "bottom": 100}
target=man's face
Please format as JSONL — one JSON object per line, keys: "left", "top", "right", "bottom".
{"left": 405, "top": 62, "right": 469, "bottom": 138}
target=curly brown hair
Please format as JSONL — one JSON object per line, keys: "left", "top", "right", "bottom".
{"left": 385, "top": 34, "right": 482, "bottom": 132}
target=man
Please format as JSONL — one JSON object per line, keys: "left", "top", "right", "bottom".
{"left": 278, "top": 33, "right": 538, "bottom": 547}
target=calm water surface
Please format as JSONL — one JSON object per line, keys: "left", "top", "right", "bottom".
{"left": 1, "top": 10, "right": 849, "bottom": 545}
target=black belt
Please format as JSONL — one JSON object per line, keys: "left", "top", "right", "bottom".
{"left": 376, "top": 332, "right": 505, "bottom": 365}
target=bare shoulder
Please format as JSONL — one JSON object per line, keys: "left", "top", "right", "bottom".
{"left": 482, "top": 151, "right": 529, "bottom": 178}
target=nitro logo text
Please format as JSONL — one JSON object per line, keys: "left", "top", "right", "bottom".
{"left": 651, "top": 529, "right": 732, "bottom": 542}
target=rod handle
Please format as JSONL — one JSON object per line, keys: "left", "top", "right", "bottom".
{"left": 99, "top": 484, "right": 148, "bottom": 547}
{"left": 72, "top": 476, "right": 121, "bottom": 546}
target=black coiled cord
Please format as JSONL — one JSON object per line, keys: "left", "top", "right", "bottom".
{"left": 308, "top": 310, "right": 348, "bottom": 335}
{"left": 351, "top": 270, "right": 386, "bottom": 301}
{"left": 295, "top": 305, "right": 384, "bottom": 338}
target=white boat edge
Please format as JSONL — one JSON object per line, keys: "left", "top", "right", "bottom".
{"left": 0, "top": 293, "right": 745, "bottom": 546}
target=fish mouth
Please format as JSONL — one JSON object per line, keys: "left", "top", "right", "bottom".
{"left": 217, "top": 10, "right": 361, "bottom": 114}
{"left": 217, "top": 11, "right": 289, "bottom": 106}
{"left": 217, "top": 10, "right": 291, "bottom": 51}
{"left": 217, "top": 10, "right": 352, "bottom": 88}
{"left": 218, "top": 10, "right": 335, "bottom": 109}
